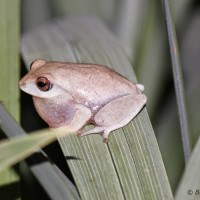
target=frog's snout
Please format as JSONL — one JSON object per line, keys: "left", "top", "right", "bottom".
{"left": 19, "top": 80, "right": 27, "bottom": 89}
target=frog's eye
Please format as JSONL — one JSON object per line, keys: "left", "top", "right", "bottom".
{"left": 36, "top": 77, "right": 52, "bottom": 91}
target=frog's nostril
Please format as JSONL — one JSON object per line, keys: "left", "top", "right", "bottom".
{"left": 19, "top": 81, "right": 26, "bottom": 88}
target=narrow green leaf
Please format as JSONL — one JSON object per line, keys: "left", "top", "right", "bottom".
{"left": 0, "top": 130, "right": 56, "bottom": 172}
{"left": 175, "top": 137, "right": 200, "bottom": 200}
{"left": 0, "top": 129, "right": 81, "bottom": 199}
{"left": 0, "top": 0, "right": 20, "bottom": 194}
{"left": 161, "top": 0, "right": 191, "bottom": 162}
{"left": 21, "top": 16, "right": 173, "bottom": 200}
{"left": 0, "top": 0, "right": 20, "bottom": 121}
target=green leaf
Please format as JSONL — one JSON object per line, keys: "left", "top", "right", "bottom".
{"left": 0, "top": 130, "right": 56, "bottom": 172}
{"left": 0, "top": 0, "right": 20, "bottom": 121}
{"left": 0, "top": 0, "right": 20, "bottom": 196}
{"left": 175, "top": 137, "right": 200, "bottom": 200}
{"left": 162, "top": 0, "right": 191, "bottom": 163}
{"left": 0, "top": 129, "right": 80, "bottom": 199}
{"left": 21, "top": 16, "right": 173, "bottom": 200}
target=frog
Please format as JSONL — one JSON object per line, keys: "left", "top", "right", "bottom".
{"left": 19, "top": 59, "right": 147, "bottom": 143}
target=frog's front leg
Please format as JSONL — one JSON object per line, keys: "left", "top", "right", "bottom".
{"left": 53, "top": 104, "right": 91, "bottom": 134}
{"left": 79, "top": 93, "right": 147, "bottom": 143}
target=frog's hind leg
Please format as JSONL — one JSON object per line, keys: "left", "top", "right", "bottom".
{"left": 93, "top": 93, "right": 147, "bottom": 142}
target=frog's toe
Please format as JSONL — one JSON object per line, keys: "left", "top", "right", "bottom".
{"left": 102, "top": 129, "right": 112, "bottom": 143}
{"left": 77, "top": 126, "right": 104, "bottom": 137}
{"left": 103, "top": 137, "right": 109, "bottom": 143}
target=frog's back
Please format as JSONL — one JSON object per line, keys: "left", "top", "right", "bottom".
{"left": 59, "top": 63, "right": 138, "bottom": 104}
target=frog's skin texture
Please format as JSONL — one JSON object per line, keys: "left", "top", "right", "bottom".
{"left": 19, "top": 59, "right": 147, "bottom": 143}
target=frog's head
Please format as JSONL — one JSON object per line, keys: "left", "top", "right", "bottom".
{"left": 19, "top": 59, "right": 67, "bottom": 99}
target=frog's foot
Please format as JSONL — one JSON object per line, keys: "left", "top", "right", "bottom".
{"left": 76, "top": 124, "right": 121, "bottom": 143}
{"left": 78, "top": 126, "right": 118, "bottom": 143}
{"left": 77, "top": 126, "right": 104, "bottom": 138}
{"left": 77, "top": 126, "right": 110, "bottom": 143}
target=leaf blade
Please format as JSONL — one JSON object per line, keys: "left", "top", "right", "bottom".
{"left": 21, "top": 16, "right": 173, "bottom": 200}
{"left": 0, "top": 130, "right": 56, "bottom": 172}
{"left": 175, "top": 137, "right": 200, "bottom": 200}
